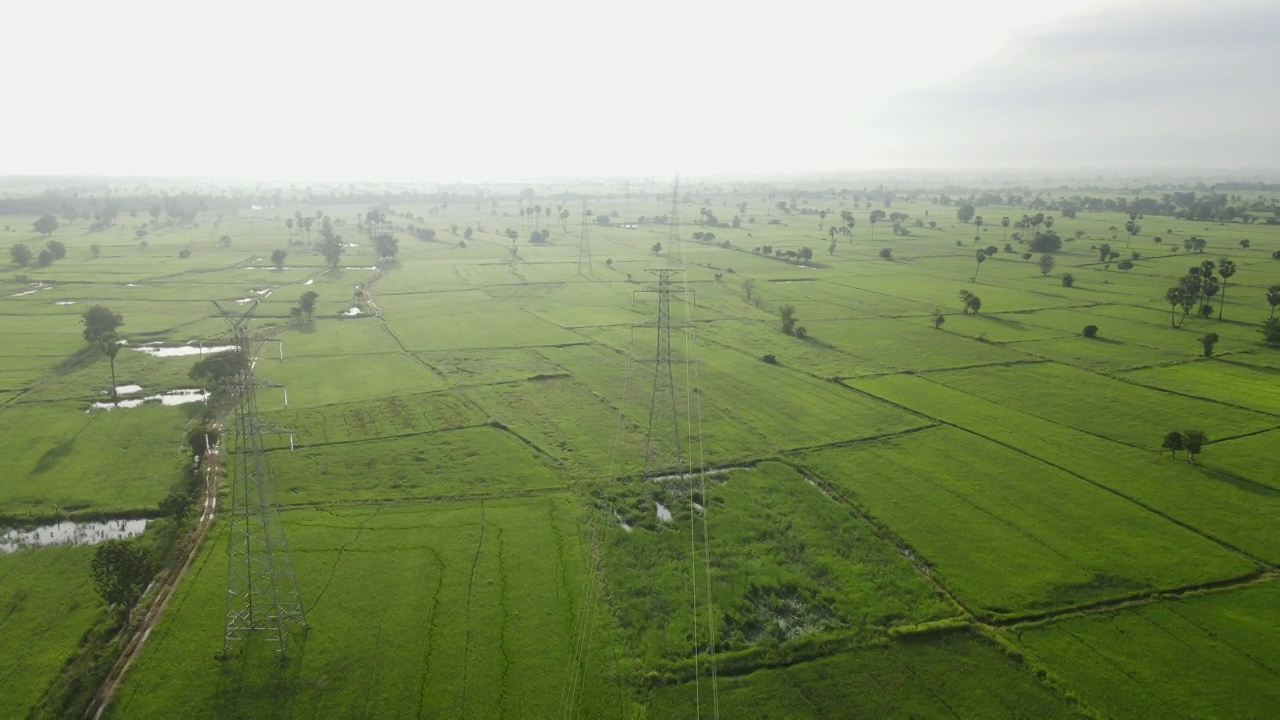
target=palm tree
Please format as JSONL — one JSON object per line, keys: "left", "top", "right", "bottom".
{"left": 868, "top": 210, "right": 884, "bottom": 243}
{"left": 1166, "top": 287, "right": 1186, "bottom": 328}
{"left": 100, "top": 333, "right": 121, "bottom": 402}
{"left": 286, "top": 218, "right": 294, "bottom": 243}
{"left": 973, "top": 250, "right": 987, "bottom": 281}
{"left": 1001, "top": 216, "right": 1010, "bottom": 244}
{"left": 1217, "top": 258, "right": 1236, "bottom": 320}
{"left": 1266, "top": 285, "right": 1280, "bottom": 319}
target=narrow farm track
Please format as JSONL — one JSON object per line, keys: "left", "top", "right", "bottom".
{"left": 83, "top": 443, "right": 221, "bottom": 720}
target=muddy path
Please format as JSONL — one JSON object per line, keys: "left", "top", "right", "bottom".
{"left": 84, "top": 442, "right": 221, "bottom": 719}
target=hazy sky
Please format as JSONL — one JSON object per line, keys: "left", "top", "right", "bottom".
{"left": 2, "top": 0, "right": 1273, "bottom": 181}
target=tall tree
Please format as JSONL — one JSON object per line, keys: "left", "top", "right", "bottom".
{"left": 1216, "top": 258, "right": 1236, "bottom": 320}
{"left": 100, "top": 332, "right": 121, "bottom": 401}
{"left": 779, "top": 304, "right": 798, "bottom": 335}
{"left": 973, "top": 250, "right": 987, "bottom": 280}
{"left": 1183, "top": 429, "right": 1208, "bottom": 463}
{"left": 9, "top": 243, "right": 32, "bottom": 266}
{"left": 81, "top": 305, "right": 125, "bottom": 344}
{"left": 1124, "top": 217, "right": 1139, "bottom": 246}
{"left": 90, "top": 541, "right": 160, "bottom": 616}
{"left": 1266, "top": 284, "right": 1280, "bottom": 319}
{"left": 372, "top": 233, "right": 399, "bottom": 259}
{"left": 1038, "top": 254, "right": 1056, "bottom": 276}
{"left": 868, "top": 210, "right": 885, "bottom": 243}
{"left": 32, "top": 215, "right": 60, "bottom": 235}
{"left": 298, "top": 291, "right": 319, "bottom": 320}
{"left": 1161, "top": 431, "right": 1185, "bottom": 458}
{"left": 1200, "top": 332, "right": 1219, "bottom": 357}
{"left": 320, "top": 235, "right": 344, "bottom": 267}
{"left": 1000, "top": 216, "right": 1010, "bottom": 244}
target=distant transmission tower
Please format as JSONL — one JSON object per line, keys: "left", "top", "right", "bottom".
{"left": 666, "top": 176, "right": 683, "bottom": 267}
{"left": 577, "top": 199, "right": 592, "bottom": 276}
{"left": 215, "top": 301, "right": 306, "bottom": 658}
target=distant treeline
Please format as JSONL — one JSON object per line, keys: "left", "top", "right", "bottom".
{"left": 2, "top": 184, "right": 1278, "bottom": 227}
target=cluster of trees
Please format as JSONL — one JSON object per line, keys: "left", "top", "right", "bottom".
{"left": 1162, "top": 430, "right": 1208, "bottom": 462}
{"left": 9, "top": 238, "right": 67, "bottom": 267}
{"left": 935, "top": 190, "right": 1277, "bottom": 225}
{"left": 517, "top": 204, "right": 553, "bottom": 230}
{"left": 315, "top": 216, "right": 344, "bottom": 267}
{"left": 1164, "top": 259, "right": 1236, "bottom": 328}
{"left": 958, "top": 289, "right": 982, "bottom": 314}
{"left": 750, "top": 246, "right": 813, "bottom": 263}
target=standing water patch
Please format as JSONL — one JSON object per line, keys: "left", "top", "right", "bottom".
{"left": 131, "top": 345, "right": 236, "bottom": 358}
{"left": 1, "top": 519, "right": 148, "bottom": 553}
{"left": 89, "top": 389, "right": 209, "bottom": 411}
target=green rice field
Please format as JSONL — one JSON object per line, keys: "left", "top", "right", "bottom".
{"left": 0, "top": 180, "right": 1277, "bottom": 718}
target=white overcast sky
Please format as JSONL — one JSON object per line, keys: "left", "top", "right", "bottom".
{"left": 2, "top": 0, "right": 1274, "bottom": 181}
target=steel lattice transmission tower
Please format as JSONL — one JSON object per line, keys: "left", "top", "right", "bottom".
{"left": 632, "top": 268, "right": 720, "bottom": 716}
{"left": 215, "top": 301, "right": 306, "bottom": 658}
{"left": 635, "top": 269, "right": 693, "bottom": 475}
{"left": 577, "top": 199, "right": 592, "bottom": 276}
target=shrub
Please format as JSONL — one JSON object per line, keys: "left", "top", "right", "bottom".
{"left": 1262, "top": 317, "right": 1280, "bottom": 347}
{"left": 1061, "top": 273, "right": 1075, "bottom": 288}
{"left": 1083, "top": 325, "right": 1099, "bottom": 338}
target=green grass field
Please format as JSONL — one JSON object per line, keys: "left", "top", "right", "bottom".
{"left": 1, "top": 183, "right": 1277, "bottom": 718}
